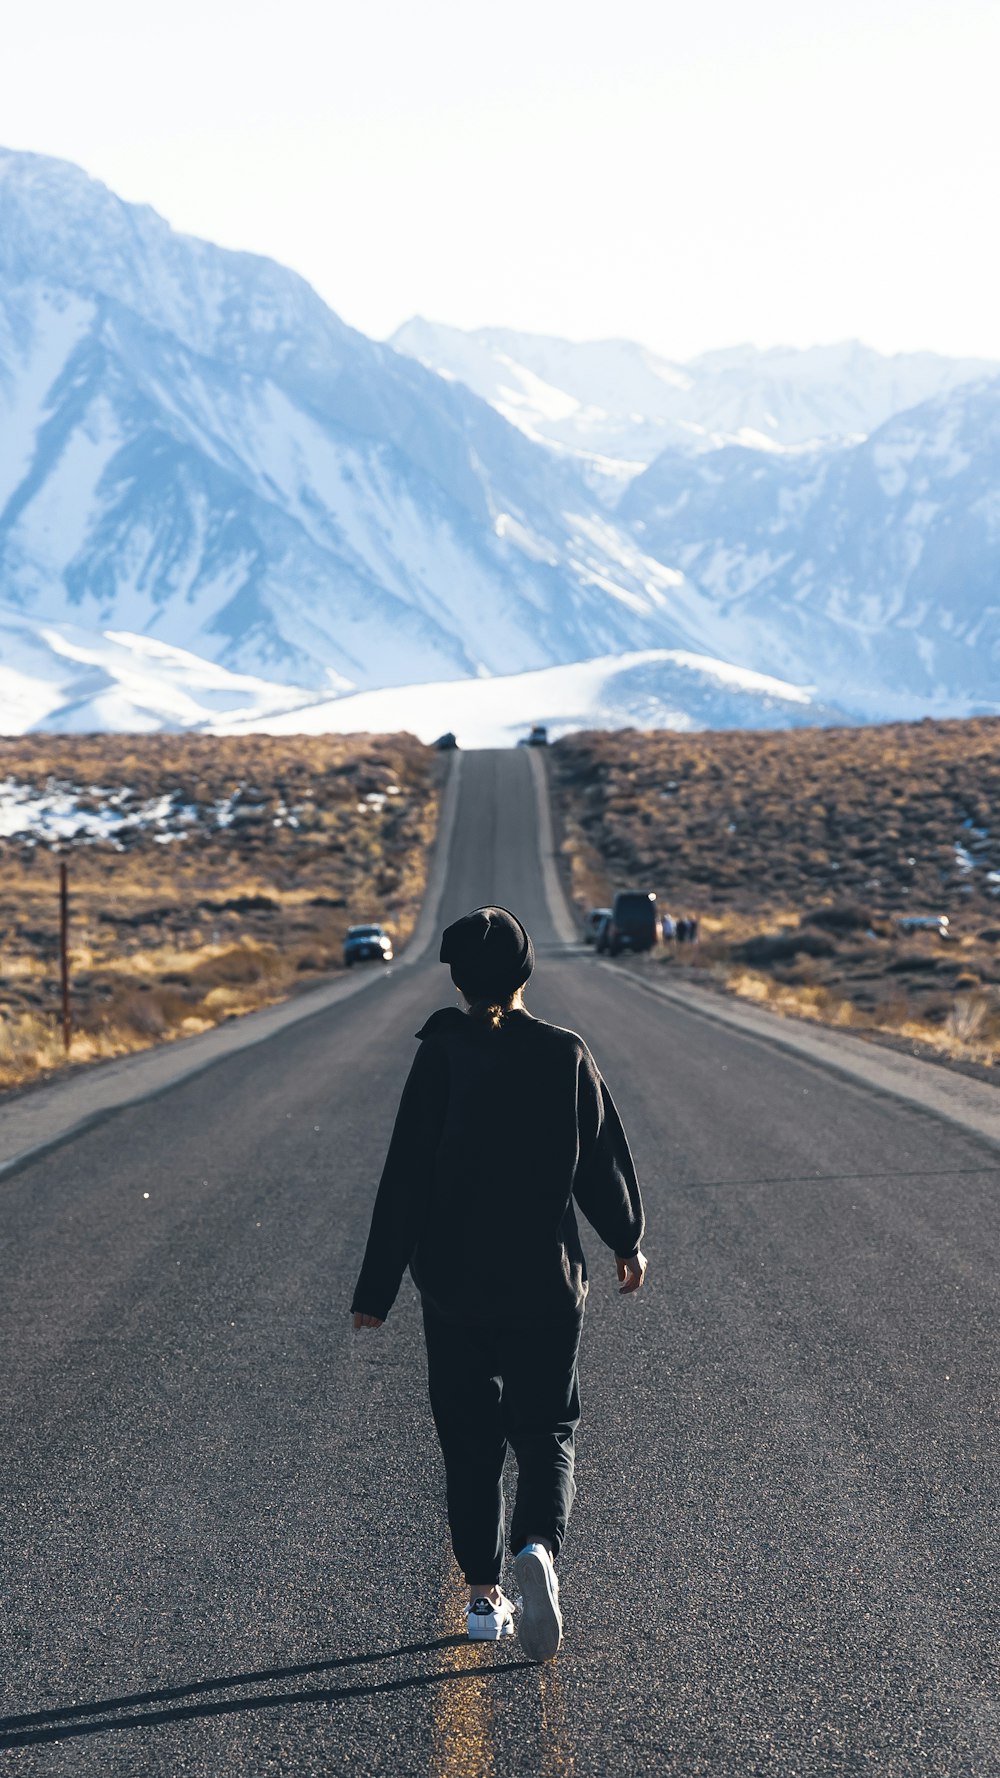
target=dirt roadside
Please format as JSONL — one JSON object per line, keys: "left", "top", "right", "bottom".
{"left": 548, "top": 720, "right": 1000, "bottom": 1075}
{"left": 0, "top": 732, "right": 442, "bottom": 1092}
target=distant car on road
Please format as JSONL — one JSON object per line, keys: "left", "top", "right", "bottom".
{"left": 594, "top": 913, "right": 612, "bottom": 954}
{"left": 343, "top": 924, "right": 394, "bottom": 966}
{"left": 433, "top": 732, "right": 458, "bottom": 751}
{"left": 583, "top": 906, "right": 612, "bottom": 945}
{"left": 604, "top": 891, "right": 659, "bottom": 956}
{"left": 518, "top": 724, "right": 549, "bottom": 747}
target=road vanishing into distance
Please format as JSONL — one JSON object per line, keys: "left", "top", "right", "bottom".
{"left": 1, "top": 748, "right": 998, "bottom": 1777}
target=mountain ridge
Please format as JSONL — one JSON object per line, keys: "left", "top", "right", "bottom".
{"left": 390, "top": 315, "right": 997, "bottom": 467}
{"left": 0, "top": 148, "right": 704, "bottom": 697}
{"left": 621, "top": 375, "right": 1000, "bottom": 717}
{"left": 1, "top": 147, "right": 998, "bottom": 735}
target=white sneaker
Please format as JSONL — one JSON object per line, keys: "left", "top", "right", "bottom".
{"left": 513, "top": 1542, "right": 563, "bottom": 1661}
{"left": 465, "top": 1593, "right": 515, "bottom": 1641}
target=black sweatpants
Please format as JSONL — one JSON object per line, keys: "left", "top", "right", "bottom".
{"left": 422, "top": 1306, "right": 582, "bottom": 1585}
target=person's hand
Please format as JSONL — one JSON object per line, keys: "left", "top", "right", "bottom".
{"left": 352, "top": 1312, "right": 385, "bottom": 1331}
{"left": 616, "top": 1249, "right": 648, "bottom": 1294}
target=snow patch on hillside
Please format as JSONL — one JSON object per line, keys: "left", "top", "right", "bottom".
{"left": 0, "top": 607, "right": 319, "bottom": 734}
{"left": 214, "top": 649, "right": 840, "bottom": 748}
{"left": 0, "top": 607, "right": 844, "bottom": 743}
{"left": 0, "top": 289, "right": 94, "bottom": 508}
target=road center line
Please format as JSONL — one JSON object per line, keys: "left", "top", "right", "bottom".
{"left": 538, "top": 1668, "right": 576, "bottom": 1776}
{"left": 432, "top": 1555, "right": 495, "bottom": 1778}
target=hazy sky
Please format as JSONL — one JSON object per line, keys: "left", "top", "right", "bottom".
{"left": 3, "top": 0, "right": 999, "bottom": 361}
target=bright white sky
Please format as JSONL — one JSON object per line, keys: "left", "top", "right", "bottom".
{"left": 3, "top": 0, "right": 999, "bottom": 362}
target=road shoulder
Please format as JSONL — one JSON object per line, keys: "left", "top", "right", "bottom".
{"left": 601, "top": 961, "right": 1000, "bottom": 1149}
{"left": 528, "top": 746, "right": 999, "bottom": 1148}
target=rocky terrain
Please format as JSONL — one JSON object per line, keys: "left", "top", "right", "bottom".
{"left": 0, "top": 733, "right": 439, "bottom": 1090}
{"left": 549, "top": 720, "right": 1000, "bottom": 1067}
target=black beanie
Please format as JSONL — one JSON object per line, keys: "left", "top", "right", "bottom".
{"left": 439, "top": 905, "right": 534, "bottom": 1000}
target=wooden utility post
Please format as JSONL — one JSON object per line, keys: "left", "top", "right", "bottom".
{"left": 59, "top": 861, "right": 71, "bottom": 1054}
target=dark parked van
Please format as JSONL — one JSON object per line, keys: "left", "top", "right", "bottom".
{"left": 606, "top": 891, "right": 659, "bottom": 956}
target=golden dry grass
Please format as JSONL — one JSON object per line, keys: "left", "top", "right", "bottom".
{"left": 550, "top": 720, "right": 1000, "bottom": 1068}
{"left": 0, "top": 733, "right": 441, "bottom": 1091}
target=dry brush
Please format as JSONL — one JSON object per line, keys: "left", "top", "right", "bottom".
{"left": 0, "top": 733, "right": 441, "bottom": 1091}
{"left": 550, "top": 719, "right": 1000, "bottom": 1068}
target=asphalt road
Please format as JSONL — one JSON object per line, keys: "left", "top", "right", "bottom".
{"left": 1, "top": 748, "right": 998, "bottom": 1777}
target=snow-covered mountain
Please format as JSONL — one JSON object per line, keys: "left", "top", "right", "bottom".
{"left": 0, "top": 605, "right": 319, "bottom": 733}
{"left": 0, "top": 607, "right": 844, "bottom": 739}
{"left": 214, "top": 650, "right": 846, "bottom": 748}
{"left": 391, "top": 319, "right": 996, "bottom": 471}
{"left": 1, "top": 147, "right": 997, "bottom": 737}
{"left": 0, "top": 149, "right": 706, "bottom": 698}
{"left": 620, "top": 378, "right": 1000, "bottom": 716}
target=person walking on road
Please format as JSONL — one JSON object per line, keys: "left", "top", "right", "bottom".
{"left": 351, "top": 905, "right": 647, "bottom": 1662}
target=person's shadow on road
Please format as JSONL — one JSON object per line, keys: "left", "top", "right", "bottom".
{"left": 0, "top": 1635, "right": 535, "bottom": 1750}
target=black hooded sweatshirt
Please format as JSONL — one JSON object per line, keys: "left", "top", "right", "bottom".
{"left": 351, "top": 1006, "right": 644, "bottom": 1327}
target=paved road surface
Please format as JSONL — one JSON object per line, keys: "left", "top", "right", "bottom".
{"left": 1, "top": 749, "right": 998, "bottom": 1776}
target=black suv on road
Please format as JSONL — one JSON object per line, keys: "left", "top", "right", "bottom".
{"left": 600, "top": 891, "right": 659, "bottom": 956}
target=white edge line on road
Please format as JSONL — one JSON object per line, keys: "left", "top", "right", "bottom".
{"left": 598, "top": 962, "right": 1000, "bottom": 1150}
{"left": 401, "top": 748, "right": 462, "bottom": 965}
{"left": 0, "top": 752, "right": 463, "bottom": 1180}
{"left": 525, "top": 747, "right": 578, "bottom": 946}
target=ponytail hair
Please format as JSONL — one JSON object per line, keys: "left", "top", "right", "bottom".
{"left": 459, "top": 986, "right": 524, "bottom": 1031}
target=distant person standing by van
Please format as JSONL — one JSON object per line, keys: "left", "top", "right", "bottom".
{"left": 351, "top": 905, "right": 647, "bottom": 1662}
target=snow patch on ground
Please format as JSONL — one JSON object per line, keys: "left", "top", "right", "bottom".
{"left": 0, "top": 778, "right": 199, "bottom": 843}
